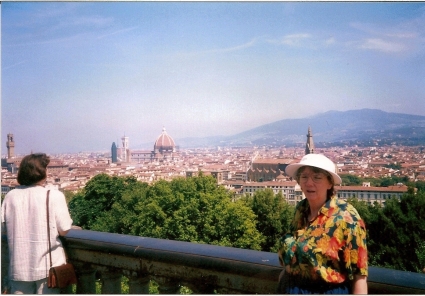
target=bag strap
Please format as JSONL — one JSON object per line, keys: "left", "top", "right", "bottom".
{"left": 46, "top": 190, "right": 53, "bottom": 268}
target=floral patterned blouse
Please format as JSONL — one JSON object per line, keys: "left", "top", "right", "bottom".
{"left": 278, "top": 196, "right": 368, "bottom": 283}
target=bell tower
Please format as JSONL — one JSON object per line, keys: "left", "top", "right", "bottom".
{"left": 305, "top": 126, "right": 315, "bottom": 155}
{"left": 121, "top": 135, "right": 129, "bottom": 162}
{"left": 6, "top": 133, "right": 15, "bottom": 159}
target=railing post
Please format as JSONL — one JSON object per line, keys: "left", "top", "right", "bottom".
{"left": 100, "top": 269, "right": 122, "bottom": 294}
{"left": 75, "top": 264, "right": 96, "bottom": 294}
{"left": 154, "top": 276, "right": 180, "bottom": 294}
{"left": 125, "top": 271, "right": 150, "bottom": 294}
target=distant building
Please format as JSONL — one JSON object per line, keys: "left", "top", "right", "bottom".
{"left": 118, "top": 136, "right": 130, "bottom": 162}
{"left": 223, "top": 180, "right": 302, "bottom": 206}
{"left": 186, "top": 169, "right": 230, "bottom": 184}
{"left": 110, "top": 135, "right": 131, "bottom": 163}
{"left": 2, "top": 158, "right": 19, "bottom": 174}
{"left": 336, "top": 183, "right": 410, "bottom": 206}
{"left": 1, "top": 183, "right": 17, "bottom": 195}
{"left": 1, "top": 133, "right": 71, "bottom": 175}
{"left": 305, "top": 126, "right": 315, "bottom": 155}
{"left": 130, "top": 149, "right": 154, "bottom": 163}
{"left": 113, "top": 127, "right": 179, "bottom": 164}
{"left": 243, "top": 180, "right": 299, "bottom": 199}
{"left": 6, "top": 133, "right": 15, "bottom": 158}
{"left": 47, "top": 161, "right": 69, "bottom": 174}
{"left": 2, "top": 133, "right": 21, "bottom": 173}
{"left": 111, "top": 142, "right": 117, "bottom": 163}
{"left": 153, "top": 127, "right": 176, "bottom": 160}
{"left": 233, "top": 171, "right": 247, "bottom": 182}
{"left": 246, "top": 126, "right": 318, "bottom": 182}
{"left": 247, "top": 158, "right": 292, "bottom": 182}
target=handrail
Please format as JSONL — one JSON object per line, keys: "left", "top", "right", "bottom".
{"left": 61, "top": 229, "right": 425, "bottom": 294}
{"left": 63, "top": 229, "right": 281, "bottom": 293}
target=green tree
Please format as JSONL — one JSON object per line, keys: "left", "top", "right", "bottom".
{"left": 414, "top": 181, "right": 425, "bottom": 192}
{"left": 90, "top": 181, "right": 150, "bottom": 234}
{"left": 415, "top": 241, "right": 425, "bottom": 273}
{"left": 346, "top": 197, "right": 371, "bottom": 223}
{"left": 351, "top": 191, "right": 425, "bottom": 272}
{"left": 340, "top": 174, "right": 362, "bottom": 186}
{"left": 379, "top": 176, "right": 409, "bottom": 187}
{"left": 241, "top": 189, "right": 294, "bottom": 252}
{"left": 134, "top": 176, "right": 264, "bottom": 250}
{"left": 69, "top": 174, "right": 142, "bottom": 229}
{"left": 70, "top": 174, "right": 265, "bottom": 251}
{"left": 63, "top": 190, "right": 76, "bottom": 204}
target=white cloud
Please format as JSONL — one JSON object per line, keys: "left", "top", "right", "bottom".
{"left": 280, "top": 33, "right": 311, "bottom": 46}
{"left": 268, "top": 33, "right": 340, "bottom": 50}
{"left": 385, "top": 32, "right": 417, "bottom": 39}
{"left": 213, "top": 38, "right": 257, "bottom": 53}
{"left": 182, "top": 38, "right": 258, "bottom": 56}
{"left": 349, "top": 15, "right": 424, "bottom": 55}
{"left": 359, "top": 38, "right": 407, "bottom": 53}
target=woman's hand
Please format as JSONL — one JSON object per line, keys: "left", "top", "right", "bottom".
{"left": 58, "top": 229, "right": 69, "bottom": 236}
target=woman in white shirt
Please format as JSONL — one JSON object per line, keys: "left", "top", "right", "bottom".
{"left": 2, "top": 153, "right": 73, "bottom": 294}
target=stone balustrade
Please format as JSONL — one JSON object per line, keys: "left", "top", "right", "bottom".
{"left": 3, "top": 231, "right": 425, "bottom": 294}
{"left": 61, "top": 229, "right": 425, "bottom": 294}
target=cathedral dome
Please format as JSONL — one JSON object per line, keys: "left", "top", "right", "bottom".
{"left": 154, "top": 127, "right": 175, "bottom": 152}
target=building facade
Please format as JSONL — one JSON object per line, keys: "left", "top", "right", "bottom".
{"left": 336, "top": 183, "right": 409, "bottom": 206}
{"left": 114, "top": 127, "right": 179, "bottom": 164}
{"left": 246, "top": 158, "right": 292, "bottom": 182}
{"left": 241, "top": 180, "right": 302, "bottom": 206}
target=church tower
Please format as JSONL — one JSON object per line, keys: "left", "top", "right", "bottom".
{"left": 121, "top": 135, "right": 129, "bottom": 162}
{"left": 305, "top": 126, "right": 315, "bottom": 155}
{"left": 6, "top": 133, "right": 15, "bottom": 159}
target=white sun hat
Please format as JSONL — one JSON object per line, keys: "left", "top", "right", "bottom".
{"left": 285, "top": 153, "right": 342, "bottom": 185}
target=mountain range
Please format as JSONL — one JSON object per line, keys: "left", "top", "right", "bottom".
{"left": 176, "top": 109, "right": 425, "bottom": 148}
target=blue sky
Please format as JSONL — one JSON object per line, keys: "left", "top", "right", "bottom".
{"left": 2, "top": 2, "right": 425, "bottom": 154}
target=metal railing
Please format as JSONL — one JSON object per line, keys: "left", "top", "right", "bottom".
{"left": 59, "top": 229, "right": 425, "bottom": 294}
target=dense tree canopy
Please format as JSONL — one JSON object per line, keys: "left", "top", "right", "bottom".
{"left": 69, "top": 174, "right": 146, "bottom": 230}
{"left": 69, "top": 174, "right": 265, "bottom": 250}
{"left": 348, "top": 191, "right": 425, "bottom": 272}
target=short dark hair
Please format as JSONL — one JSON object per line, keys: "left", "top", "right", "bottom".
{"left": 295, "top": 166, "right": 336, "bottom": 199}
{"left": 17, "top": 153, "right": 50, "bottom": 186}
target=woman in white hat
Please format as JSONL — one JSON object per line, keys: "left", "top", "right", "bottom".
{"left": 277, "top": 154, "right": 368, "bottom": 294}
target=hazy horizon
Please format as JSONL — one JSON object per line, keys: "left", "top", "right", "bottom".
{"left": 2, "top": 2, "right": 425, "bottom": 154}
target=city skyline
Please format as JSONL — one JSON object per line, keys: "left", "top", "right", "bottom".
{"left": 1, "top": 2, "right": 425, "bottom": 154}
